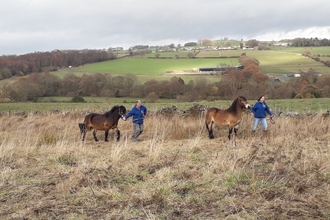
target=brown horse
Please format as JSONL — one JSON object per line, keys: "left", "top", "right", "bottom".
{"left": 205, "top": 96, "right": 250, "bottom": 144}
{"left": 78, "top": 105, "right": 126, "bottom": 142}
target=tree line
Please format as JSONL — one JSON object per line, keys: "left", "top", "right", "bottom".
{"left": 0, "top": 49, "right": 117, "bottom": 80}
{"left": 1, "top": 54, "right": 328, "bottom": 102}
{"left": 290, "top": 37, "right": 330, "bottom": 47}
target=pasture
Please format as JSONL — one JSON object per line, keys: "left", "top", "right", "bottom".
{"left": 144, "top": 51, "right": 195, "bottom": 58}
{"left": 1, "top": 108, "right": 330, "bottom": 219}
{"left": 1, "top": 97, "right": 330, "bottom": 114}
{"left": 51, "top": 57, "right": 227, "bottom": 84}
{"left": 50, "top": 47, "right": 330, "bottom": 84}
{"left": 198, "top": 49, "right": 330, "bottom": 76}
{"left": 54, "top": 57, "right": 235, "bottom": 75}
{"left": 271, "top": 46, "right": 330, "bottom": 56}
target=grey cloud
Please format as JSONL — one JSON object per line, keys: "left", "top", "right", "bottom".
{"left": 1, "top": 0, "right": 330, "bottom": 55}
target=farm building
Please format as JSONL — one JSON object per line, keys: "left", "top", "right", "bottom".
{"left": 199, "top": 65, "right": 244, "bottom": 73}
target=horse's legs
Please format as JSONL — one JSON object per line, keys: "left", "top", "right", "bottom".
{"left": 234, "top": 127, "right": 238, "bottom": 136}
{"left": 82, "top": 129, "right": 86, "bottom": 141}
{"left": 233, "top": 127, "right": 238, "bottom": 146}
{"left": 228, "top": 127, "right": 237, "bottom": 146}
{"left": 104, "top": 129, "right": 109, "bottom": 142}
{"left": 228, "top": 128, "right": 233, "bottom": 140}
{"left": 206, "top": 120, "right": 214, "bottom": 139}
{"left": 228, "top": 127, "right": 238, "bottom": 140}
{"left": 116, "top": 129, "right": 120, "bottom": 141}
{"left": 79, "top": 123, "right": 87, "bottom": 141}
{"left": 93, "top": 129, "right": 99, "bottom": 142}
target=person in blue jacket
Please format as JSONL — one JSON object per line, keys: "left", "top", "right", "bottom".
{"left": 251, "top": 95, "right": 273, "bottom": 132}
{"left": 123, "top": 100, "right": 147, "bottom": 141}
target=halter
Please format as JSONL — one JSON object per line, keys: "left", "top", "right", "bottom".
{"left": 118, "top": 107, "right": 126, "bottom": 118}
{"left": 239, "top": 98, "right": 251, "bottom": 109}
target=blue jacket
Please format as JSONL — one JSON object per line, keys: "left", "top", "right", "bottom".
{"left": 125, "top": 105, "right": 147, "bottom": 124}
{"left": 251, "top": 101, "right": 272, "bottom": 118}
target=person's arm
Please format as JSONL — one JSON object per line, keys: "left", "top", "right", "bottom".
{"left": 124, "top": 108, "right": 134, "bottom": 120}
{"left": 265, "top": 104, "right": 272, "bottom": 117}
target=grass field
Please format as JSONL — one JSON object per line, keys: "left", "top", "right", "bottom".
{"left": 197, "top": 49, "right": 330, "bottom": 76}
{"left": 1, "top": 109, "right": 330, "bottom": 219}
{"left": 271, "top": 46, "right": 330, "bottom": 56}
{"left": 50, "top": 47, "right": 330, "bottom": 83}
{"left": 145, "top": 51, "right": 194, "bottom": 58}
{"left": 51, "top": 57, "right": 230, "bottom": 83}
{"left": 1, "top": 97, "right": 330, "bottom": 114}
{"left": 54, "top": 57, "right": 238, "bottom": 75}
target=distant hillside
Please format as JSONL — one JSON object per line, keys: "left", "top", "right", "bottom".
{"left": 51, "top": 47, "right": 330, "bottom": 78}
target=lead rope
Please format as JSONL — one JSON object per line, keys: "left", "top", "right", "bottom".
{"left": 269, "top": 117, "right": 275, "bottom": 124}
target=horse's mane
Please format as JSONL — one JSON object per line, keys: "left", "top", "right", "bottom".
{"left": 106, "top": 105, "right": 126, "bottom": 114}
{"left": 108, "top": 105, "right": 120, "bottom": 114}
{"left": 227, "top": 96, "right": 246, "bottom": 112}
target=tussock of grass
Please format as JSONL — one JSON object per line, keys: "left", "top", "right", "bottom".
{"left": 1, "top": 112, "right": 330, "bottom": 219}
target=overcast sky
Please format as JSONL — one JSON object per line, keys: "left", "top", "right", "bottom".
{"left": 1, "top": 0, "right": 330, "bottom": 55}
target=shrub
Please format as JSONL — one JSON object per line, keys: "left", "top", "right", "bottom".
{"left": 71, "top": 96, "right": 85, "bottom": 103}
{"left": 145, "top": 92, "right": 159, "bottom": 103}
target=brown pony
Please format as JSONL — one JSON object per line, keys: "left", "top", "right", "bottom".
{"left": 79, "top": 105, "right": 126, "bottom": 142}
{"left": 205, "top": 96, "right": 250, "bottom": 144}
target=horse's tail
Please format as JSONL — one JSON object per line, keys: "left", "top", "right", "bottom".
{"left": 78, "top": 123, "right": 85, "bottom": 135}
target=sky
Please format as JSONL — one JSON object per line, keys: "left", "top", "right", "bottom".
{"left": 1, "top": 0, "right": 330, "bottom": 55}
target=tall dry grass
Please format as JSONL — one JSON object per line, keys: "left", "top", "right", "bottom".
{"left": 0, "top": 111, "right": 330, "bottom": 219}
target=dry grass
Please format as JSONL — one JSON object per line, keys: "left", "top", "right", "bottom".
{"left": 1, "top": 111, "right": 330, "bottom": 219}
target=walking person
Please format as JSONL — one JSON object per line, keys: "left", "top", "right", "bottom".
{"left": 251, "top": 95, "right": 273, "bottom": 132}
{"left": 123, "top": 100, "right": 147, "bottom": 142}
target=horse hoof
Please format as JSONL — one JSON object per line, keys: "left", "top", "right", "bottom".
{"left": 209, "top": 135, "right": 214, "bottom": 139}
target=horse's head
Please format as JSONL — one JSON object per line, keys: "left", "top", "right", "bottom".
{"left": 118, "top": 105, "right": 126, "bottom": 118}
{"left": 238, "top": 96, "right": 251, "bottom": 109}
{"left": 109, "top": 105, "right": 126, "bottom": 118}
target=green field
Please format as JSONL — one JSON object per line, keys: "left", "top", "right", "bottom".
{"left": 51, "top": 47, "right": 330, "bottom": 82}
{"left": 1, "top": 97, "right": 330, "bottom": 114}
{"left": 197, "top": 49, "right": 330, "bottom": 76}
{"left": 145, "top": 51, "right": 195, "bottom": 58}
{"left": 271, "top": 46, "right": 330, "bottom": 56}
{"left": 52, "top": 57, "right": 230, "bottom": 83}
{"left": 55, "top": 57, "right": 238, "bottom": 75}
